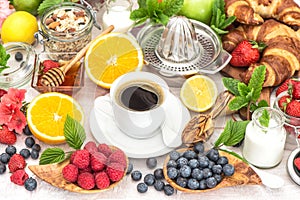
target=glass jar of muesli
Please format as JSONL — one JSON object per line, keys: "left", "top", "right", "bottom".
{"left": 39, "top": 2, "right": 93, "bottom": 59}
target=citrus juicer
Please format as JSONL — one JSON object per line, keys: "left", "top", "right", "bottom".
{"left": 137, "top": 16, "right": 231, "bottom": 76}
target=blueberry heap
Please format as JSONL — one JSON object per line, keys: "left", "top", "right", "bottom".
{"left": 166, "top": 142, "right": 235, "bottom": 190}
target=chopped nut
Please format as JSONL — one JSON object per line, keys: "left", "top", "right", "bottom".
{"left": 48, "top": 21, "right": 60, "bottom": 29}
{"left": 45, "top": 18, "right": 54, "bottom": 25}
{"left": 74, "top": 11, "right": 85, "bottom": 17}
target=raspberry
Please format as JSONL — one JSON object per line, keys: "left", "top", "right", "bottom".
{"left": 10, "top": 169, "right": 29, "bottom": 185}
{"left": 62, "top": 164, "right": 78, "bottom": 183}
{"left": 8, "top": 154, "right": 26, "bottom": 172}
{"left": 77, "top": 172, "right": 95, "bottom": 190}
{"left": 79, "top": 166, "right": 92, "bottom": 174}
{"left": 107, "top": 150, "right": 127, "bottom": 168}
{"left": 90, "top": 152, "right": 107, "bottom": 172}
{"left": 294, "top": 157, "right": 300, "bottom": 171}
{"left": 95, "top": 171, "right": 110, "bottom": 189}
{"left": 106, "top": 162, "right": 125, "bottom": 182}
{"left": 0, "top": 125, "right": 17, "bottom": 145}
{"left": 71, "top": 149, "right": 90, "bottom": 169}
{"left": 84, "top": 141, "right": 98, "bottom": 153}
{"left": 98, "top": 143, "right": 112, "bottom": 157}
{"left": 42, "top": 60, "right": 60, "bottom": 73}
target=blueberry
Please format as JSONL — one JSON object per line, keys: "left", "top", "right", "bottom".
{"left": 24, "top": 177, "right": 37, "bottom": 191}
{"left": 206, "top": 177, "right": 217, "bottom": 189}
{"left": 20, "top": 149, "right": 31, "bottom": 159}
{"left": 176, "top": 176, "right": 188, "bottom": 188}
{"left": 137, "top": 182, "right": 148, "bottom": 193}
{"left": 23, "top": 125, "right": 32, "bottom": 136}
{"left": 30, "top": 150, "right": 39, "bottom": 160}
{"left": 154, "top": 168, "right": 164, "bottom": 180}
{"left": 146, "top": 157, "right": 157, "bottom": 169}
{"left": 144, "top": 174, "right": 155, "bottom": 186}
{"left": 169, "top": 150, "right": 180, "bottom": 161}
{"left": 199, "top": 179, "right": 207, "bottom": 190}
{"left": 176, "top": 157, "right": 188, "bottom": 168}
{"left": 223, "top": 164, "right": 235, "bottom": 176}
{"left": 208, "top": 160, "right": 215, "bottom": 169}
{"left": 183, "top": 150, "right": 197, "bottom": 160}
{"left": 198, "top": 156, "right": 209, "bottom": 168}
{"left": 212, "top": 164, "right": 223, "bottom": 174}
{"left": 206, "top": 148, "right": 219, "bottom": 162}
{"left": 188, "top": 159, "right": 199, "bottom": 169}
{"left": 131, "top": 170, "right": 142, "bottom": 181}
{"left": 31, "top": 144, "right": 41, "bottom": 152}
{"left": 5, "top": 145, "right": 16, "bottom": 156}
{"left": 217, "top": 156, "right": 228, "bottom": 166}
{"left": 0, "top": 153, "right": 10, "bottom": 164}
{"left": 191, "top": 168, "right": 204, "bottom": 181}
{"left": 25, "top": 137, "right": 35, "bottom": 148}
{"left": 163, "top": 184, "right": 175, "bottom": 196}
{"left": 167, "top": 167, "right": 178, "bottom": 180}
{"left": 0, "top": 163, "right": 6, "bottom": 174}
{"left": 15, "top": 52, "right": 23, "bottom": 62}
{"left": 154, "top": 180, "right": 165, "bottom": 191}
{"left": 193, "top": 142, "right": 204, "bottom": 154}
{"left": 179, "top": 165, "right": 191, "bottom": 178}
{"left": 125, "top": 162, "right": 133, "bottom": 175}
{"left": 213, "top": 174, "right": 222, "bottom": 183}
{"left": 166, "top": 160, "right": 177, "bottom": 168}
{"left": 187, "top": 178, "right": 199, "bottom": 190}
{"left": 202, "top": 168, "right": 212, "bottom": 179}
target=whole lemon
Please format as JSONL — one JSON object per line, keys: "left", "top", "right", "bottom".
{"left": 13, "top": 0, "right": 43, "bottom": 16}
{"left": 1, "top": 11, "right": 38, "bottom": 44}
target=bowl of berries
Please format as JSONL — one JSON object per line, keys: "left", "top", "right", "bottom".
{"left": 31, "top": 52, "right": 84, "bottom": 95}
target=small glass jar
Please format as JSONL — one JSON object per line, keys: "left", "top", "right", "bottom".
{"left": 39, "top": 2, "right": 93, "bottom": 58}
{"left": 243, "top": 107, "right": 286, "bottom": 168}
{"left": 102, "top": 0, "right": 134, "bottom": 32}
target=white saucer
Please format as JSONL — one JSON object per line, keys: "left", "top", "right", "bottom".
{"left": 89, "top": 91, "right": 191, "bottom": 158}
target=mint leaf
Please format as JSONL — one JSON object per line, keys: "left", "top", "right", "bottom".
{"left": 237, "top": 82, "right": 250, "bottom": 97}
{"left": 130, "top": 8, "right": 149, "bottom": 24}
{"left": 229, "top": 96, "right": 249, "bottom": 111}
{"left": 64, "top": 115, "right": 86, "bottom": 150}
{"left": 222, "top": 77, "right": 240, "bottom": 96}
{"left": 156, "top": 11, "right": 169, "bottom": 26}
{"left": 214, "top": 119, "right": 233, "bottom": 147}
{"left": 138, "top": 0, "right": 147, "bottom": 8}
{"left": 219, "top": 149, "right": 248, "bottom": 163}
{"left": 39, "top": 148, "right": 65, "bottom": 165}
{"left": 248, "top": 65, "right": 266, "bottom": 101}
{"left": 259, "top": 108, "right": 270, "bottom": 128}
{"left": 162, "top": 0, "right": 184, "bottom": 17}
{"left": 0, "top": 44, "right": 10, "bottom": 73}
{"left": 147, "top": 0, "right": 160, "bottom": 18}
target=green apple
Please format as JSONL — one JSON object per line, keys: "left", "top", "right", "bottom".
{"left": 178, "top": 0, "right": 214, "bottom": 25}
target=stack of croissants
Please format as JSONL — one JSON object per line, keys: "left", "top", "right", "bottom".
{"left": 222, "top": 0, "right": 300, "bottom": 87}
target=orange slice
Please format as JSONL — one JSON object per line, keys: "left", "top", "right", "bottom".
{"left": 84, "top": 32, "right": 144, "bottom": 89}
{"left": 26, "top": 92, "right": 84, "bottom": 144}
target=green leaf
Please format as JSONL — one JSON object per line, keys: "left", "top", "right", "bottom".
{"left": 130, "top": 8, "right": 149, "bottom": 21}
{"left": 223, "top": 120, "right": 250, "bottom": 146}
{"left": 228, "top": 96, "right": 249, "bottom": 111}
{"left": 210, "top": 25, "right": 229, "bottom": 35}
{"left": 222, "top": 77, "right": 241, "bottom": 96}
{"left": 237, "top": 82, "right": 250, "bottom": 97}
{"left": 258, "top": 100, "right": 269, "bottom": 107}
{"left": 156, "top": 12, "right": 170, "bottom": 26}
{"left": 146, "top": 0, "right": 160, "bottom": 18}
{"left": 219, "top": 149, "right": 248, "bottom": 163}
{"left": 214, "top": 120, "right": 234, "bottom": 147}
{"left": 64, "top": 115, "right": 86, "bottom": 150}
{"left": 0, "top": 44, "right": 10, "bottom": 72}
{"left": 138, "top": 0, "right": 147, "bottom": 8}
{"left": 248, "top": 65, "right": 266, "bottom": 101}
{"left": 39, "top": 148, "right": 66, "bottom": 165}
{"left": 219, "top": 16, "right": 236, "bottom": 29}
{"left": 259, "top": 108, "right": 270, "bottom": 128}
{"left": 38, "top": 0, "right": 68, "bottom": 16}
{"left": 162, "top": 0, "right": 184, "bottom": 17}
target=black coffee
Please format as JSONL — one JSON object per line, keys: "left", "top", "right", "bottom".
{"left": 117, "top": 81, "right": 163, "bottom": 111}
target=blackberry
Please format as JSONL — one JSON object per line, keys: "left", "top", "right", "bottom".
{"left": 167, "top": 167, "right": 178, "bottom": 180}
{"left": 198, "top": 156, "right": 209, "bottom": 168}
{"left": 24, "top": 177, "right": 37, "bottom": 191}
{"left": 212, "top": 164, "right": 223, "bottom": 174}
{"left": 176, "top": 157, "right": 188, "bottom": 168}
{"left": 187, "top": 178, "right": 199, "bottom": 190}
{"left": 146, "top": 157, "right": 157, "bottom": 169}
{"left": 202, "top": 168, "right": 212, "bottom": 179}
{"left": 153, "top": 168, "right": 164, "bottom": 180}
{"left": 0, "top": 153, "right": 10, "bottom": 164}
{"left": 213, "top": 174, "right": 222, "bottom": 183}
{"left": 166, "top": 160, "right": 177, "bottom": 168}
{"left": 223, "top": 164, "right": 235, "bottom": 176}
{"left": 0, "top": 163, "right": 6, "bottom": 174}
{"left": 154, "top": 180, "right": 165, "bottom": 191}
{"left": 144, "top": 174, "right": 155, "bottom": 186}
{"left": 126, "top": 162, "right": 133, "bottom": 175}
{"left": 20, "top": 149, "right": 31, "bottom": 159}
{"left": 31, "top": 144, "right": 41, "bottom": 152}
{"left": 183, "top": 150, "right": 197, "bottom": 160}
{"left": 131, "top": 170, "right": 142, "bottom": 181}
{"left": 191, "top": 168, "right": 204, "bottom": 181}
{"left": 188, "top": 159, "right": 199, "bottom": 169}
{"left": 206, "top": 148, "right": 219, "bottom": 162}
{"left": 176, "top": 176, "right": 188, "bottom": 188}
{"left": 199, "top": 179, "right": 207, "bottom": 190}
{"left": 23, "top": 125, "right": 32, "bottom": 136}
{"left": 163, "top": 184, "right": 175, "bottom": 196}
{"left": 25, "top": 137, "right": 35, "bottom": 148}
{"left": 31, "top": 150, "right": 39, "bottom": 160}
{"left": 217, "top": 156, "right": 228, "bottom": 166}
{"left": 5, "top": 145, "right": 16, "bottom": 156}
{"left": 206, "top": 177, "right": 217, "bottom": 189}
{"left": 179, "top": 165, "right": 191, "bottom": 178}
{"left": 193, "top": 142, "right": 204, "bottom": 154}
{"left": 15, "top": 52, "right": 23, "bottom": 62}
{"left": 137, "top": 182, "right": 148, "bottom": 193}
{"left": 169, "top": 150, "right": 180, "bottom": 161}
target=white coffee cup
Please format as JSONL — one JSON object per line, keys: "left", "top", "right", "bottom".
{"left": 106, "top": 71, "right": 169, "bottom": 139}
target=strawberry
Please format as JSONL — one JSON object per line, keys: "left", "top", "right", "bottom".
{"left": 294, "top": 157, "right": 300, "bottom": 171}
{"left": 230, "top": 40, "right": 266, "bottom": 67}
{"left": 276, "top": 79, "right": 293, "bottom": 97}
{"left": 286, "top": 100, "right": 300, "bottom": 117}
{"left": 42, "top": 60, "right": 60, "bottom": 73}
{"left": 278, "top": 95, "right": 291, "bottom": 111}
{"left": 0, "top": 125, "right": 17, "bottom": 145}
{"left": 291, "top": 80, "right": 300, "bottom": 99}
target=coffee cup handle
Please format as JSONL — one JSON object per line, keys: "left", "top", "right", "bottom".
{"left": 94, "top": 95, "right": 114, "bottom": 119}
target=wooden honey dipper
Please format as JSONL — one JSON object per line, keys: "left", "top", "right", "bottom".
{"left": 41, "top": 25, "right": 114, "bottom": 87}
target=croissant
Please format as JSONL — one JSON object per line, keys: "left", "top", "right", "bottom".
{"left": 225, "top": 0, "right": 300, "bottom": 26}
{"left": 222, "top": 19, "right": 300, "bottom": 87}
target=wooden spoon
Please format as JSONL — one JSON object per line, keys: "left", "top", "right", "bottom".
{"left": 41, "top": 25, "right": 114, "bottom": 87}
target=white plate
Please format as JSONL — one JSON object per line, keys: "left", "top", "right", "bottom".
{"left": 89, "top": 91, "right": 191, "bottom": 158}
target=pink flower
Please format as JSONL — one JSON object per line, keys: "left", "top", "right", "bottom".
{"left": 6, "top": 108, "right": 26, "bottom": 134}
{"left": 0, "top": 0, "right": 14, "bottom": 29}
{"left": 1, "top": 88, "right": 26, "bottom": 109}
{"left": 0, "top": 103, "right": 16, "bottom": 124}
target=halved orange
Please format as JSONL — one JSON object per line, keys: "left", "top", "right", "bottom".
{"left": 84, "top": 32, "right": 144, "bottom": 89}
{"left": 26, "top": 92, "right": 84, "bottom": 144}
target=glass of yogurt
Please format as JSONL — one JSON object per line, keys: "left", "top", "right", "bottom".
{"left": 243, "top": 107, "right": 286, "bottom": 168}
